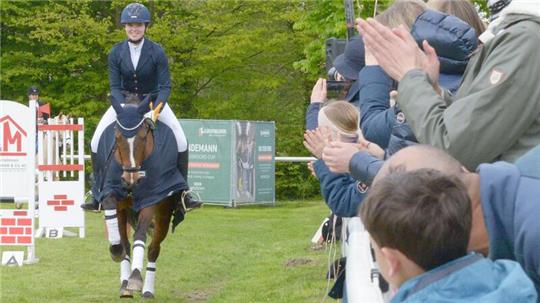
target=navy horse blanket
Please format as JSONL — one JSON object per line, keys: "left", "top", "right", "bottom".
{"left": 92, "top": 121, "right": 187, "bottom": 212}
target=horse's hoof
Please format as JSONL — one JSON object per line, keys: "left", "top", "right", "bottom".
{"left": 126, "top": 269, "right": 143, "bottom": 292}
{"left": 119, "top": 280, "right": 133, "bottom": 298}
{"left": 142, "top": 291, "right": 155, "bottom": 299}
{"left": 110, "top": 244, "right": 125, "bottom": 263}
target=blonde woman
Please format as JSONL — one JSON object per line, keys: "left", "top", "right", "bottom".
{"left": 303, "top": 78, "right": 382, "bottom": 217}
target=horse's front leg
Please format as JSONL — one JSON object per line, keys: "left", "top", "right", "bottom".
{"left": 127, "top": 205, "right": 156, "bottom": 292}
{"left": 117, "top": 199, "right": 133, "bottom": 298}
{"left": 102, "top": 195, "right": 125, "bottom": 262}
{"left": 142, "top": 198, "right": 174, "bottom": 299}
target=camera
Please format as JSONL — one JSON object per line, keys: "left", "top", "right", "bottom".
{"left": 326, "top": 80, "right": 346, "bottom": 100}
{"left": 325, "top": 39, "right": 347, "bottom": 99}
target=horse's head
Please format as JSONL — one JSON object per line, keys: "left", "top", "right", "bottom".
{"left": 113, "top": 95, "right": 154, "bottom": 191}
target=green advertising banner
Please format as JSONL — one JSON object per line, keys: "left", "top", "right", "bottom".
{"left": 180, "top": 119, "right": 233, "bottom": 205}
{"left": 180, "top": 119, "right": 275, "bottom": 206}
{"left": 254, "top": 122, "right": 275, "bottom": 202}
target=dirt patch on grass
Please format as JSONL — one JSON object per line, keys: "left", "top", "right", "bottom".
{"left": 284, "top": 258, "right": 313, "bottom": 267}
{"left": 185, "top": 290, "right": 209, "bottom": 302}
{"left": 310, "top": 243, "right": 325, "bottom": 251}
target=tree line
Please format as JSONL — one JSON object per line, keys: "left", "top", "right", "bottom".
{"left": 3, "top": 0, "right": 446, "bottom": 199}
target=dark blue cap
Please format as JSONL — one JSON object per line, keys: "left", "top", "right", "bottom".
{"left": 332, "top": 35, "right": 366, "bottom": 81}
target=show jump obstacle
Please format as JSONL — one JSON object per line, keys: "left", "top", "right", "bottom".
{"left": 0, "top": 100, "right": 85, "bottom": 266}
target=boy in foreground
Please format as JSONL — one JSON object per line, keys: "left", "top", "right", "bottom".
{"left": 360, "top": 169, "right": 537, "bottom": 302}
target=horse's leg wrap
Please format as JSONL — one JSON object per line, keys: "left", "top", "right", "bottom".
{"left": 142, "top": 261, "right": 156, "bottom": 297}
{"left": 103, "top": 198, "right": 121, "bottom": 245}
{"left": 127, "top": 239, "right": 145, "bottom": 292}
{"left": 131, "top": 240, "right": 146, "bottom": 273}
{"left": 120, "top": 256, "right": 131, "bottom": 283}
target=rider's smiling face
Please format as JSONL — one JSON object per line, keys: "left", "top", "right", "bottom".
{"left": 124, "top": 23, "right": 146, "bottom": 42}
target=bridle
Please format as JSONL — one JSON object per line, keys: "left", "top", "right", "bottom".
{"left": 115, "top": 117, "right": 154, "bottom": 176}
{"left": 98, "top": 117, "right": 154, "bottom": 192}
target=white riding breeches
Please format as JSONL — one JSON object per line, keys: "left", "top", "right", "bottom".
{"left": 91, "top": 103, "right": 187, "bottom": 153}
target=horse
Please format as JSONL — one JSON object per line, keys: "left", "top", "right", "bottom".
{"left": 93, "top": 94, "right": 187, "bottom": 299}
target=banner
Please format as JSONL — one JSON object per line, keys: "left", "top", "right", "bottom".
{"left": 180, "top": 119, "right": 275, "bottom": 206}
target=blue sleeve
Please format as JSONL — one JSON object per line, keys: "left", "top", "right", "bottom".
{"left": 155, "top": 46, "right": 171, "bottom": 107}
{"left": 314, "top": 160, "right": 368, "bottom": 217}
{"left": 108, "top": 47, "right": 125, "bottom": 108}
{"left": 358, "top": 66, "right": 395, "bottom": 148}
{"left": 349, "top": 151, "right": 384, "bottom": 186}
{"left": 514, "top": 144, "right": 540, "bottom": 179}
{"left": 306, "top": 103, "right": 322, "bottom": 131}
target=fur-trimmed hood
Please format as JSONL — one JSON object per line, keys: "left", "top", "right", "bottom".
{"left": 481, "top": 0, "right": 540, "bottom": 43}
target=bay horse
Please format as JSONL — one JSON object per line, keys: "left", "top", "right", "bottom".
{"left": 94, "top": 95, "right": 187, "bottom": 299}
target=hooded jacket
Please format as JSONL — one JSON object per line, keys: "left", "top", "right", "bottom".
{"left": 397, "top": 1, "right": 540, "bottom": 169}
{"left": 392, "top": 253, "right": 537, "bottom": 302}
{"left": 478, "top": 161, "right": 540, "bottom": 296}
{"left": 359, "top": 10, "right": 477, "bottom": 149}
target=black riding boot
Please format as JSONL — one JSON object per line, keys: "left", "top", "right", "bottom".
{"left": 177, "top": 149, "right": 203, "bottom": 211}
{"left": 81, "top": 152, "right": 101, "bottom": 211}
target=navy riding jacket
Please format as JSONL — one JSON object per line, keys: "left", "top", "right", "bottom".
{"left": 108, "top": 38, "right": 171, "bottom": 109}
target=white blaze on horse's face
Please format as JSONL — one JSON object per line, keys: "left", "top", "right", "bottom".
{"left": 127, "top": 137, "right": 136, "bottom": 169}
{"left": 126, "top": 137, "right": 137, "bottom": 185}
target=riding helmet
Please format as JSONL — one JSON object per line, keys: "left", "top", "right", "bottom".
{"left": 120, "top": 3, "right": 151, "bottom": 24}
{"left": 27, "top": 86, "right": 40, "bottom": 95}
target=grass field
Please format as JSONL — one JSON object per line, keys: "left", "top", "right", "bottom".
{"left": 0, "top": 200, "right": 339, "bottom": 302}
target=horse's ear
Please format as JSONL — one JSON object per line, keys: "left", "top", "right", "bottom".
{"left": 110, "top": 96, "right": 124, "bottom": 114}
{"left": 138, "top": 95, "right": 151, "bottom": 115}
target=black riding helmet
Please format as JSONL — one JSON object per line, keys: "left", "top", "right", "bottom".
{"left": 121, "top": 3, "right": 151, "bottom": 25}
{"left": 28, "top": 86, "right": 40, "bottom": 95}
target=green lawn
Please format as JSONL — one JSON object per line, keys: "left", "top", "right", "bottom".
{"left": 1, "top": 201, "right": 336, "bottom": 302}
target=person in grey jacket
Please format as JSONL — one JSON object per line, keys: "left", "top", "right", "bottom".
{"left": 375, "top": 145, "right": 540, "bottom": 298}
{"left": 357, "top": 0, "right": 540, "bottom": 170}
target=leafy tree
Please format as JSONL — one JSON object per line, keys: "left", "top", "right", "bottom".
{"left": 1, "top": 0, "right": 320, "bottom": 199}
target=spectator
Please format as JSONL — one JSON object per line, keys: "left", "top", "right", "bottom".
{"left": 374, "top": 145, "right": 540, "bottom": 295}
{"left": 359, "top": 1, "right": 478, "bottom": 150}
{"left": 304, "top": 83, "right": 374, "bottom": 217}
{"left": 428, "top": 0, "right": 487, "bottom": 36}
{"left": 358, "top": 0, "right": 426, "bottom": 148}
{"left": 360, "top": 168, "right": 537, "bottom": 302}
{"left": 357, "top": 0, "right": 540, "bottom": 170}
{"left": 28, "top": 86, "right": 50, "bottom": 125}
{"left": 328, "top": 35, "right": 365, "bottom": 105}
{"left": 322, "top": 5, "right": 479, "bottom": 183}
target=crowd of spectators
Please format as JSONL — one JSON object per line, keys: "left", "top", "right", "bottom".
{"left": 303, "top": 0, "right": 540, "bottom": 301}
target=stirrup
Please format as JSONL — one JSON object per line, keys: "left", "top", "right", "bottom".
{"left": 180, "top": 190, "right": 202, "bottom": 212}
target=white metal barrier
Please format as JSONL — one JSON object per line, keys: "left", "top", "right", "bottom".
{"left": 345, "top": 217, "right": 384, "bottom": 302}
{"left": 35, "top": 117, "right": 85, "bottom": 238}
{"left": 0, "top": 100, "right": 38, "bottom": 264}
